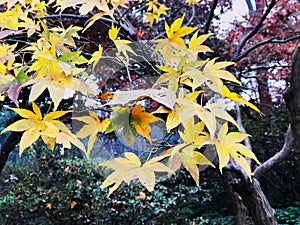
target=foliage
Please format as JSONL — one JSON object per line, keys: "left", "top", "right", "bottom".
{"left": 226, "top": 0, "right": 300, "bottom": 107}
{"left": 0, "top": 144, "right": 299, "bottom": 224}
{"left": 0, "top": 0, "right": 263, "bottom": 195}
{"left": 192, "top": 215, "right": 235, "bottom": 225}
{"left": 276, "top": 204, "right": 300, "bottom": 225}
{"left": 0, "top": 149, "right": 213, "bottom": 225}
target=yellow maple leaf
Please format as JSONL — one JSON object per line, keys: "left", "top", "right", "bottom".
{"left": 25, "top": 72, "right": 97, "bottom": 110}
{"left": 188, "top": 31, "right": 213, "bottom": 60}
{"left": 153, "top": 15, "right": 197, "bottom": 63}
{"left": 0, "top": 6, "right": 20, "bottom": 30}
{"left": 55, "top": 0, "right": 110, "bottom": 15}
{"left": 1, "top": 102, "right": 85, "bottom": 155}
{"left": 165, "top": 14, "right": 197, "bottom": 48}
{"left": 88, "top": 44, "right": 103, "bottom": 70}
{"left": 161, "top": 118, "right": 214, "bottom": 185}
{"left": 50, "top": 25, "right": 82, "bottom": 48}
{"left": 185, "top": 0, "right": 200, "bottom": 6}
{"left": 205, "top": 59, "right": 241, "bottom": 84}
{"left": 131, "top": 104, "right": 161, "bottom": 143}
{"left": 162, "top": 89, "right": 206, "bottom": 132}
{"left": 108, "top": 23, "right": 120, "bottom": 41}
{"left": 0, "top": 43, "right": 17, "bottom": 73}
{"left": 213, "top": 122, "right": 260, "bottom": 180}
{"left": 108, "top": 23, "right": 135, "bottom": 63}
{"left": 155, "top": 4, "right": 169, "bottom": 17}
{"left": 144, "top": 3, "right": 169, "bottom": 26}
{"left": 222, "top": 85, "right": 263, "bottom": 115}
{"left": 99, "top": 152, "right": 170, "bottom": 196}
{"left": 83, "top": 10, "right": 114, "bottom": 32}
{"left": 73, "top": 111, "right": 110, "bottom": 155}
{"left": 19, "top": 17, "right": 40, "bottom": 37}
{"left": 166, "top": 144, "right": 214, "bottom": 185}
{"left": 153, "top": 65, "right": 181, "bottom": 92}
{"left": 183, "top": 59, "right": 241, "bottom": 94}
{"left": 27, "top": 42, "right": 61, "bottom": 79}
{"left": 145, "top": 12, "right": 159, "bottom": 27}
{"left": 146, "top": 0, "right": 158, "bottom": 11}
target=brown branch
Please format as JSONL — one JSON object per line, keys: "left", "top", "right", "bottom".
{"left": 231, "top": 0, "right": 277, "bottom": 61}
{"left": 41, "top": 14, "right": 139, "bottom": 41}
{"left": 204, "top": 0, "right": 218, "bottom": 34}
{"left": 284, "top": 41, "right": 300, "bottom": 173}
{"left": 233, "top": 35, "right": 300, "bottom": 62}
{"left": 253, "top": 124, "right": 293, "bottom": 179}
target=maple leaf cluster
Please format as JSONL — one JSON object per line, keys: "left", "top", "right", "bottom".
{"left": 0, "top": 0, "right": 262, "bottom": 196}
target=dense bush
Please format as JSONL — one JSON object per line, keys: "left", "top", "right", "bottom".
{"left": 276, "top": 204, "right": 300, "bottom": 225}
{"left": 0, "top": 149, "right": 212, "bottom": 225}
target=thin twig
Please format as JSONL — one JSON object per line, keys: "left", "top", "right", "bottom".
{"left": 204, "top": 0, "right": 218, "bottom": 34}
{"left": 186, "top": 4, "right": 195, "bottom": 26}
{"left": 231, "top": 0, "right": 277, "bottom": 61}
{"left": 41, "top": 13, "right": 139, "bottom": 41}
{"left": 233, "top": 35, "right": 300, "bottom": 62}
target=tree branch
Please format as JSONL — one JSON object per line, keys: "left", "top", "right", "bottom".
{"left": 236, "top": 103, "right": 252, "bottom": 150}
{"left": 253, "top": 124, "right": 293, "bottom": 179}
{"left": 204, "top": 0, "right": 218, "bottom": 34}
{"left": 231, "top": 0, "right": 277, "bottom": 61}
{"left": 186, "top": 4, "right": 195, "bottom": 26}
{"left": 41, "top": 14, "right": 139, "bottom": 41}
{"left": 233, "top": 35, "right": 300, "bottom": 62}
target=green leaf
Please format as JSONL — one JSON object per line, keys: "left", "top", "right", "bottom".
{"left": 16, "top": 70, "right": 29, "bottom": 83}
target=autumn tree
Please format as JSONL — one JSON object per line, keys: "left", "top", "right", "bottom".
{"left": 0, "top": 0, "right": 299, "bottom": 224}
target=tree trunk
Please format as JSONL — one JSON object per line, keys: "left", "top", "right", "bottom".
{"left": 257, "top": 68, "right": 272, "bottom": 114}
{"left": 283, "top": 41, "right": 300, "bottom": 173}
{"left": 0, "top": 132, "right": 21, "bottom": 174}
{"left": 222, "top": 164, "right": 277, "bottom": 225}
{"left": 221, "top": 174, "right": 250, "bottom": 225}
{"left": 237, "top": 178, "right": 277, "bottom": 225}
{"left": 0, "top": 115, "right": 22, "bottom": 175}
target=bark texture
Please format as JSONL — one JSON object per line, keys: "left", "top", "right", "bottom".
{"left": 222, "top": 161, "right": 277, "bottom": 225}
{"left": 283, "top": 41, "right": 300, "bottom": 173}
{"left": 222, "top": 175, "right": 250, "bottom": 225}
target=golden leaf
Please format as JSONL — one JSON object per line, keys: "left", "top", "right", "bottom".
{"left": 99, "top": 152, "right": 170, "bottom": 196}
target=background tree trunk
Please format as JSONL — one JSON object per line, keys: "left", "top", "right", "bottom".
{"left": 222, "top": 160, "right": 277, "bottom": 225}
{"left": 284, "top": 41, "right": 300, "bottom": 174}
{"left": 0, "top": 132, "right": 21, "bottom": 174}
{"left": 257, "top": 68, "right": 272, "bottom": 114}
{"left": 221, "top": 175, "right": 250, "bottom": 225}
{"left": 0, "top": 115, "right": 22, "bottom": 175}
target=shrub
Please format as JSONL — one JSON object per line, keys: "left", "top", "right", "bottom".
{"left": 276, "top": 204, "right": 300, "bottom": 225}
{"left": 0, "top": 149, "right": 212, "bottom": 225}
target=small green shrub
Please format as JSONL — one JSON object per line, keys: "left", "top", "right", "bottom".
{"left": 276, "top": 204, "right": 300, "bottom": 225}
{"left": 191, "top": 213, "right": 235, "bottom": 225}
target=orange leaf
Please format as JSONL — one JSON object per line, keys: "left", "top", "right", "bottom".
{"left": 131, "top": 104, "right": 161, "bottom": 142}
{"left": 70, "top": 201, "right": 77, "bottom": 209}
